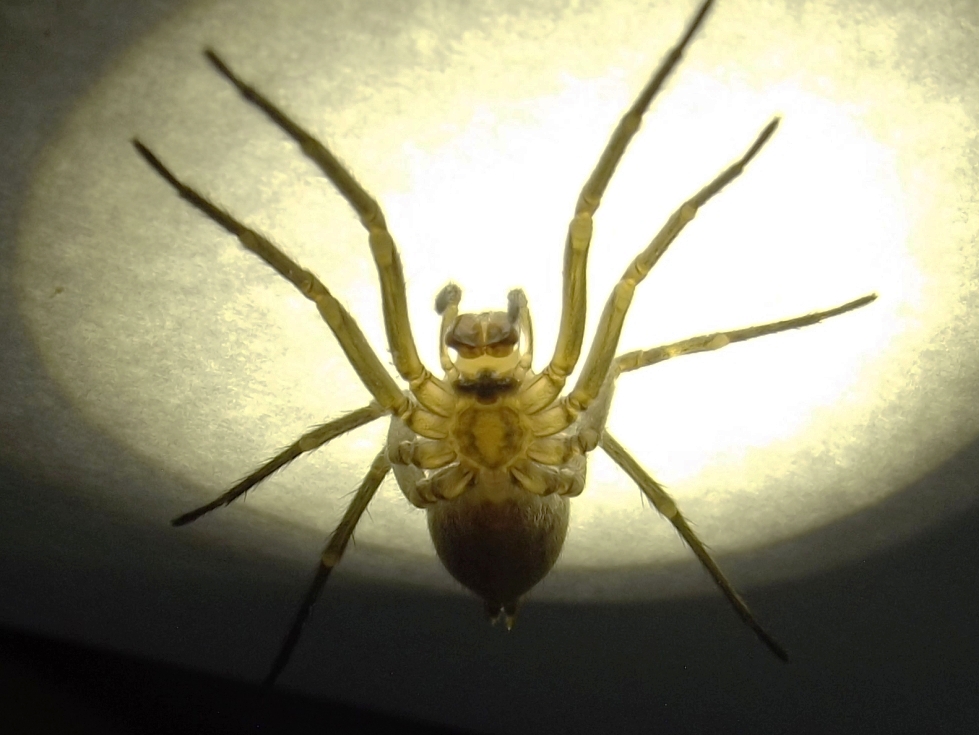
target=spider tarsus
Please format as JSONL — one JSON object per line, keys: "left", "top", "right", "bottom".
{"left": 753, "top": 623, "right": 790, "bottom": 663}
{"left": 204, "top": 49, "right": 260, "bottom": 106}
{"left": 688, "top": 0, "right": 715, "bottom": 36}
{"left": 171, "top": 502, "right": 223, "bottom": 527}
{"left": 745, "top": 116, "right": 780, "bottom": 161}
{"left": 131, "top": 139, "right": 181, "bottom": 192}
{"left": 171, "top": 510, "right": 202, "bottom": 527}
{"left": 131, "top": 138, "right": 155, "bottom": 162}
{"left": 655, "top": 0, "right": 714, "bottom": 79}
{"left": 203, "top": 48, "right": 232, "bottom": 80}
{"left": 131, "top": 138, "right": 154, "bottom": 167}
{"left": 818, "top": 292, "right": 878, "bottom": 321}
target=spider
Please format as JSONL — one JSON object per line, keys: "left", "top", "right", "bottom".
{"left": 132, "top": 0, "right": 875, "bottom": 686}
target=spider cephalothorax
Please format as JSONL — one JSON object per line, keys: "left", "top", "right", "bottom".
{"left": 136, "top": 0, "right": 876, "bottom": 686}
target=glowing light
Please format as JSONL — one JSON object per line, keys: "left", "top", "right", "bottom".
{"left": 14, "top": 0, "right": 979, "bottom": 599}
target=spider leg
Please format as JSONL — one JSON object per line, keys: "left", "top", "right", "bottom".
{"left": 132, "top": 141, "right": 449, "bottom": 439}
{"left": 389, "top": 436, "right": 457, "bottom": 470}
{"left": 524, "top": 119, "right": 780, "bottom": 439}
{"left": 615, "top": 293, "right": 878, "bottom": 374}
{"left": 171, "top": 403, "right": 387, "bottom": 526}
{"left": 526, "top": 366, "right": 614, "bottom": 455}
{"left": 600, "top": 431, "right": 789, "bottom": 662}
{"left": 264, "top": 449, "right": 391, "bottom": 687}
{"left": 203, "top": 50, "right": 452, "bottom": 416}
{"left": 132, "top": 141, "right": 411, "bottom": 411}
{"left": 528, "top": 294, "right": 878, "bottom": 458}
{"left": 568, "top": 117, "right": 780, "bottom": 411}
{"left": 521, "top": 0, "right": 716, "bottom": 414}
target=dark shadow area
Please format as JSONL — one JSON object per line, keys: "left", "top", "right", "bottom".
{"left": 3, "top": 1, "right": 979, "bottom": 734}
{"left": 0, "top": 626, "right": 475, "bottom": 735}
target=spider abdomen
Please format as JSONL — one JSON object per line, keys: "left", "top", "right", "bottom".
{"left": 388, "top": 408, "right": 584, "bottom": 616}
{"left": 426, "top": 472, "right": 570, "bottom": 622}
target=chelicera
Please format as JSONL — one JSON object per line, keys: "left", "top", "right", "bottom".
{"left": 133, "top": 0, "right": 875, "bottom": 685}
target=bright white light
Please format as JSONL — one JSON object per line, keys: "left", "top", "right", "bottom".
{"left": 15, "top": 0, "right": 979, "bottom": 599}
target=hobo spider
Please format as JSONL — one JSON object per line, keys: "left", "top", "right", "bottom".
{"left": 133, "top": 0, "right": 875, "bottom": 685}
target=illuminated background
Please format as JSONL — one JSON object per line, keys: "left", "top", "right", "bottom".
{"left": 2, "top": 0, "right": 978, "bottom": 732}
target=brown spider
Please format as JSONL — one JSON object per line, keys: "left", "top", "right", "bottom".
{"left": 132, "top": 0, "right": 875, "bottom": 686}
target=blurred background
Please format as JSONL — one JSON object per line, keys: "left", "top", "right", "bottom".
{"left": 2, "top": 0, "right": 978, "bottom": 732}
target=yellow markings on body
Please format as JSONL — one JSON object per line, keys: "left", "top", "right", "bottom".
{"left": 454, "top": 405, "right": 527, "bottom": 470}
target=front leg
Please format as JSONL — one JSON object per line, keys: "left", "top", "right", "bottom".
{"left": 132, "top": 141, "right": 409, "bottom": 416}
{"left": 568, "top": 117, "right": 780, "bottom": 413}
{"left": 204, "top": 50, "right": 453, "bottom": 416}
{"left": 522, "top": 0, "right": 717, "bottom": 414}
